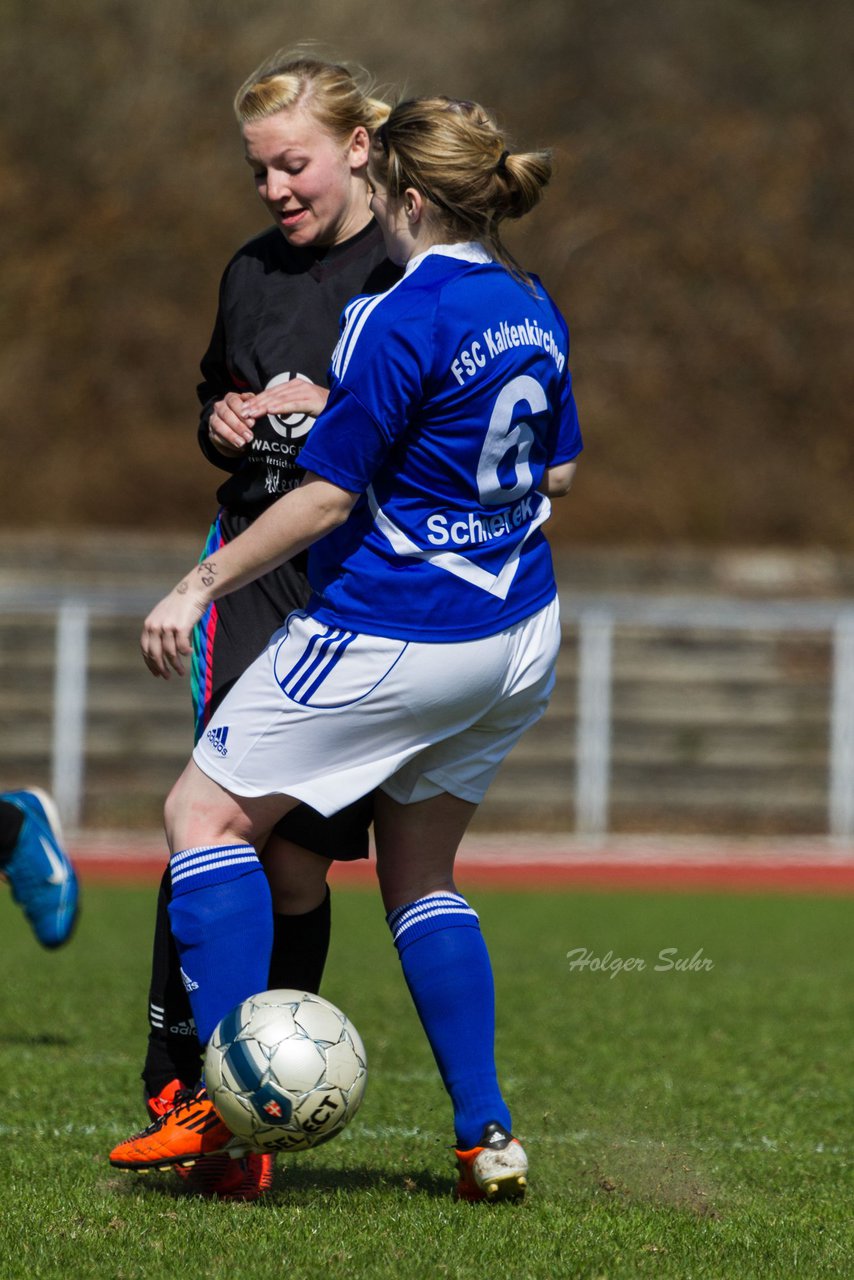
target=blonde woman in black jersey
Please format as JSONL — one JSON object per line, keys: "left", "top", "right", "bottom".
{"left": 140, "top": 49, "right": 400, "bottom": 1202}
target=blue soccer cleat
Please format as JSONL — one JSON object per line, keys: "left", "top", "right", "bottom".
{"left": 1, "top": 788, "right": 79, "bottom": 948}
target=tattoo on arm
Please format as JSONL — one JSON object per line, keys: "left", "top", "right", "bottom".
{"left": 175, "top": 560, "right": 218, "bottom": 597}
{"left": 198, "top": 560, "right": 218, "bottom": 588}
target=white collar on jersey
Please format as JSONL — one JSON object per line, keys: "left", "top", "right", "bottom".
{"left": 403, "top": 240, "right": 494, "bottom": 276}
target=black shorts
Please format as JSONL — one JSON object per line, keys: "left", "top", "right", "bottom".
{"left": 190, "top": 510, "right": 372, "bottom": 859}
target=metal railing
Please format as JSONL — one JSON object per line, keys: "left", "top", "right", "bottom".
{"left": 1, "top": 585, "right": 161, "bottom": 829}
{"left": 2, "top": 585, "right": 854, "bottom": 837}
{"left": 563, "top": 593, "right": 854, "bottom": 840}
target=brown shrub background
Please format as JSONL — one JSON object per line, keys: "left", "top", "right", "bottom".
{"left": 1, "top": 0, "right": 851, "bottom": 547}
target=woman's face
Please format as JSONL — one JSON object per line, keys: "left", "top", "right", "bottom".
{"left": 243, "top": 106, "right": 371, "bottom": 248}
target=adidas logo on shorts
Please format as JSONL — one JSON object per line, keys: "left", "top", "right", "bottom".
{"left": 180, "top": 966, "right": 199, "bottom": 993}
{"left": 206, "top": 725, "right": 230, "bottom": 756}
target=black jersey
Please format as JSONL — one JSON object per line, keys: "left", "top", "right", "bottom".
{"left": 197, "top": 219, "right": 400, "bottom": 517}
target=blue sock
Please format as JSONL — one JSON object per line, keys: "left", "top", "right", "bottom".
{"left": 388, "top": 892, "right": 512, "bottom": 1149}
{"left": 167, "top": 843, "right": 273, "bottom": 1048}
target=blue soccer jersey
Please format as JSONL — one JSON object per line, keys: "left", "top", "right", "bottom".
{"left": 296, "top": 243, "right": 583, "bottom": 642}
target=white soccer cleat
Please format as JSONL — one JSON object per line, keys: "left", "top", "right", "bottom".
{"left": 454, "top": 1122, "right": 528, "bottom": 1202}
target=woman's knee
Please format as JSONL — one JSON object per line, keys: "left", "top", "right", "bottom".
{"left": 260, "top": 838, "right": 332, "bottom": 914}
{"left": 163, "top": 761, "right": 253, "bottom": 851}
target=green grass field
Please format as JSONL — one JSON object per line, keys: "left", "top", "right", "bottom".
{"left": 0, "top": 881, "right": 851, "bottom": 1280}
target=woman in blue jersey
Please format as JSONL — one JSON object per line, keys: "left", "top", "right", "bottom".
{"left": 111, "top": 95, "right": 581, "bottom": 1202}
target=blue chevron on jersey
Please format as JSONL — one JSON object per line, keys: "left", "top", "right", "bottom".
{"left": 298, "top": 242, "right": 583, "bottom": 642}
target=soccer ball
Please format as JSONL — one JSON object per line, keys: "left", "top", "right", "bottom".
{"left": 204, "top": 989, "right": 368, "bottom": 1152}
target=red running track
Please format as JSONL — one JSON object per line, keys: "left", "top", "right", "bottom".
{"left": 68, "top": 834, "right": 854, "bottom": 894}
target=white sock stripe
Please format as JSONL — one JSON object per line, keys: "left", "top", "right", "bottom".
{"left": 170, "top": 847, "right": 258, "bottom": 879}
{"left": 171, "top": 843, "right": 255, "bottom": 868}
{"left": 391, "top": 903, "right": 480, "bottom": 942}
{"left": 394, "top": 901, "right": 481, "bottom": 931}
{"left": 171, "top": 851, "right": 257, "bottom": 879}
{"left": 170, "top": 855, "right": 260, "bottom": 887}
{"left": 388, "top": 893, "right": 472, "bottom": 930}
{"left": 387, "top": 892, "right": 469, "bottom": 923}
{"left": 393, "top": 907, "right": 480, "bottom": 943}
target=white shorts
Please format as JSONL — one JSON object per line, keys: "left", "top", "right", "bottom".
{"left": 193, "top": 597, "right": 561, "bottom": 814}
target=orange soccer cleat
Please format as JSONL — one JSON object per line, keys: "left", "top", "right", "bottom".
{"left": 138, "top": 1080, "right": 275, "bottom": 1198}
{"left": 145, "top": 1077, "right": 191, "bottom": 1120}
{"left": 144, "top": 1079, "right": 195, "bottom": 1181}
{"left": 454, "top": 1122, "right": 528, "bottom": 1202}
{"left": 110, "top": 1084, "right": 246, "bottom": 1172}
{"left": 183, "top": 1151, "right": 275, "bottom": 1201}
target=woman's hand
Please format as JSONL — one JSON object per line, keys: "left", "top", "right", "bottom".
{"left": 207, "top": 391, "right": 256, "bottom": 455}
{"left": 141, "top": 571, "right": 212, "bottom": 679}
{"left": 206, "top": 383, "right": 328, "bottom": 454}
{"left": 241, "top": 380, "right": 329, "bottom": 423}
{"left": 140, "top": 473, "right": 358, "bottom": 679}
